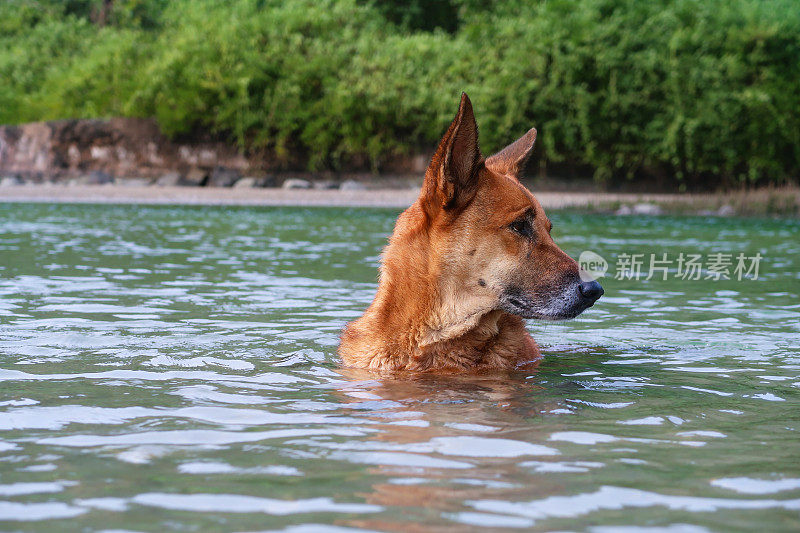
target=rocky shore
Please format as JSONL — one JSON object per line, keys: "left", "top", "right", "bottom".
{"left": 1, "top": 118, "right": 798, "bottom": 216}
{"left": 0, "top": 117, "right": 426, "bottom": 190}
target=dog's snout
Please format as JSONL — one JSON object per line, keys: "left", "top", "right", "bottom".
{"left": 578, "top": 279, "right": 604, "bottom": 303}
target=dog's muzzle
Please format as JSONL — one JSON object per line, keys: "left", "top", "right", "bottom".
{"left": 500, "top": 278, "right": 604, "bottom": 320}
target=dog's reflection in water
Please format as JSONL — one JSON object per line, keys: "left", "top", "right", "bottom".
{"left": 333, "top": 364, "right": 567, "bottom": 531}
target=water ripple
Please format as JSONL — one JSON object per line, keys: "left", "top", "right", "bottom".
{"left": 0, "top": 204, "right": 797, "bottom": 530}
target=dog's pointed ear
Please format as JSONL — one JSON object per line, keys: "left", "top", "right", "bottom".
{"left": 485, "top": 127, "right": 537, "bottom": 179}
{"left": 421, "top": 93, "right": 482, "bottom": 215}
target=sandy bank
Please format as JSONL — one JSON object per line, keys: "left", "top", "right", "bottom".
{"left": 0, "top": 184, "right": 686, "bottom": 209}
{"left": 0, "top": 184, "right": 798, "bottom": 216}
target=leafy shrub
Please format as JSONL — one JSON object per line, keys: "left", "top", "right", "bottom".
{"left": 1, "top": 0, "right": 798, "bottom": 187}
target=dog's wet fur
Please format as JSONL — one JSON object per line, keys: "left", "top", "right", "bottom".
{"left": 339, "top": 93, "right": 603, "bottom": 372}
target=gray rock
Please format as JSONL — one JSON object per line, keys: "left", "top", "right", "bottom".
{"left": 71, "top": 171, "right": 114, "bottom": 185}
{"left": 233, "top": 176, "right": 273, "bottom": 188}
{"left": 208, "top": 167, "right": 241, "bottom": 187}
{"left": 313, "top": 181, "right": 339, "bottom": 190}
{"left": 282, "top": 178, "right": 311, "bottom": 190}
{"left": 615, "top": 205, "right": 633, "bottom": 215}
{"left": 232, "top": 177, "right": 257, "bottom": 188}
{"left": 717, "top": 204, "right": 735, "bottom": 216}
{"left": 632, "top": 203, "right": 663, "bottom": 215}
{"left": 90, "top": 170, "right": 114, "bottom": 184}
{"left": 156, "top": 172, "right": 182, "bottom": 186}
{"left": 182, "top": 168, "right": 208, "bottom": 186}
{"left": 339, "top": 179, "right": 367, "bottom": 191}
{"left": 0, "top": 175, "right": 23, "bottom": 186}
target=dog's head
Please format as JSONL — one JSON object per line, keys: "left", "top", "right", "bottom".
{"left": 416, "top": 93, "right": 602, "bottom": 321}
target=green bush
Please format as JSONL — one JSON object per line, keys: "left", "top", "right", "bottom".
{"left": 1, "top": 0, "right": 798, "bottom": 188}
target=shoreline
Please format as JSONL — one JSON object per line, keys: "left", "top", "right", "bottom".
{"left": 0, "top": 184, "right": 798, "bottom": 216}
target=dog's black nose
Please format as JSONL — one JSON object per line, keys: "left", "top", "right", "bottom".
{"left": 578, "top": 279, "right": 604, "bottom": 303}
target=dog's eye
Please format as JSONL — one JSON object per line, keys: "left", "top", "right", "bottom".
{"left": 510, "top": 218, "right": 532, "bottom": 238}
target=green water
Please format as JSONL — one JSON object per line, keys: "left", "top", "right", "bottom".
{"left": 0, "top": 203, "right": 798, "bottom": 532}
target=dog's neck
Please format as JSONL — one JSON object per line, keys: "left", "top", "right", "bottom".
{"left": 370, "top": 226, "right": 510, "bottom": 364}
{"left": 371, "top": 275, "right": 530, "bottom": 371}
{"left": 417, "top": 280, "right": 500, "bottom": 348}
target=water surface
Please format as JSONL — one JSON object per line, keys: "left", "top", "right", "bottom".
{"left": 0, "top": 203, "right": 798, "bottom": 531}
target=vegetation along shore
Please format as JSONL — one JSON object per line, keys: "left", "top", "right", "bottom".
{"left": 2, "top": 0, "right": 799, "bottom": 191}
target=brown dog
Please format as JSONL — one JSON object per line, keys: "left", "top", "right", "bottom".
{"left": 339, "top": 93, "right": 603, "bottom": 372}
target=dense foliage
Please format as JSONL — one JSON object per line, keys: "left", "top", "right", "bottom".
{"left": 2, "top": 0, "right": 798, "bottom": 187}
